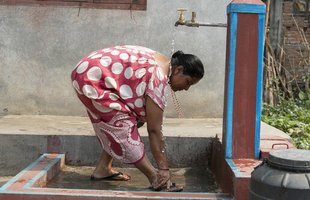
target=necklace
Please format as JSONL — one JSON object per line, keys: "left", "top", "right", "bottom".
{"left": 168, "top": 63, "right": 184, "bottom": 118}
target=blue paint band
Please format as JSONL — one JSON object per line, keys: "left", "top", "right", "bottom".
{"left": 227, "top": 4, "right": 266, "bottom": 14}
{"left": 0, "top": 154, "right": 47, "bottom": 192}
{"left": 225, "top": 13, "right": 237, "bottom": 159}
{"left": 255, "top": 13, "right": 265, "bottom": 159}
{"left": 23, "top": 154, "right": 64, "bottom": 189}
{"left": 225, "top": 159, "right": 241, "bottom": 177}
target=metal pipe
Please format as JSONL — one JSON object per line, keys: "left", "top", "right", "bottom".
{"left": 195, "top": 23, "right": 227, "bottom": 27}
{"left": 175, "top": 9, "right": 227, "bottom": 28}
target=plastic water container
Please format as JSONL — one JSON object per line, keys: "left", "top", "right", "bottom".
{"left": 249, "top": 149, "right": 310, "bottom": 200}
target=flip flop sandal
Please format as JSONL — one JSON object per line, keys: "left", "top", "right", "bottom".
{"left": 90, "top": 172, "right": 131, "bottom": 181}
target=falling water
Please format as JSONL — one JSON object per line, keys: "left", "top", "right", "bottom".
{"left": 160, "top": 28, "right": 178, "bottom": 156}
{"left": 169, "top": 28, "right": 184, "bottom": 119}
{"left": 171, "top": 39, "right": 175, "bottom": 55}
{"left": 170, "top": 27, "right": 177, "bottom": 56}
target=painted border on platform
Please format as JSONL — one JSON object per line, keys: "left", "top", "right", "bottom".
{"left": 225, "top": 159, "right": 261, "bottom": 178}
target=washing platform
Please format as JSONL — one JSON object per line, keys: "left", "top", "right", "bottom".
{"left": 0, "top": 115, "right": 293, "bottom": 199}
{"left": 0, "top": 153, "right": 235, "bottom": 200}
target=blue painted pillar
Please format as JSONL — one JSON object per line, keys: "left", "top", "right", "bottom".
{"left": 222, "top": 0, "right": 266, "bottom": 159}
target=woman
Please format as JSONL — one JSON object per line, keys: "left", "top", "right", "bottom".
{"left": 71, "top": 45, "right": 204, "bottom": 192}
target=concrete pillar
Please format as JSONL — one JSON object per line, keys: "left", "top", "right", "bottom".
{"left": 222, "top": 0, "right": 266, "bottom": 159}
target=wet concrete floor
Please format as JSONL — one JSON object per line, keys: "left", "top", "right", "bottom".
{"left": 47, "top": 166, "right": 220, "bottom": 192}
{"left": 0, "top": 176, "right": 13, "bottom": 187}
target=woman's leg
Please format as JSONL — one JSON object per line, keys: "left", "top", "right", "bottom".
{"left": 91, "top": 150, "right": 113, "bottom": 177}
{"left": 91, "top": 150, "right": 130, "bottom": 180}
{"left": 134, "top": 154, "right": 173, "bottom": 190}
{"left": 134, "top": 155, "right": 157, "bottom": 184}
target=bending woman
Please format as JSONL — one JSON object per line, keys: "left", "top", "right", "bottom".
{"left": 71, "top": 45, "right": 204, "bottom": 192}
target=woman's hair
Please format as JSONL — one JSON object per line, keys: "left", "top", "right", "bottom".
{"left": 171, "top": 51, "right": 204, "bottom": 79}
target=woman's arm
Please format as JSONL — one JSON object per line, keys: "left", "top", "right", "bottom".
{"left": 145, "top": 96, "right": 169, "bottom": 170}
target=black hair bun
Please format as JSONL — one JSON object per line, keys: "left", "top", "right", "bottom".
{"left": 171, "top": 51, "right": 184, "bottom": 66}
{"left": 172, "top": 50, "right": 184, "bottom": 59}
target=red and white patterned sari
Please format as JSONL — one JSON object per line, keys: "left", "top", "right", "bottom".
{"left": 71, "top": 45, "right": 169, "bottom": 163}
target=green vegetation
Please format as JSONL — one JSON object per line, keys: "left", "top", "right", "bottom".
{"left": 263, "top": 15, "right": 310, "bottom": 150}
{"left": 261, "top": 90, "right": 310, "bottom": 150}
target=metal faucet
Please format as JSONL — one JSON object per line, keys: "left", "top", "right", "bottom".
{"left": 175, "top": 9, "right": 227, "bottom": 28}
{"left": 174, "top": 8, "right": 187, "bottom": 26}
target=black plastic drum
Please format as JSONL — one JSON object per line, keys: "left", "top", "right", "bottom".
{"left": 249, "top": 149, "right": 310, "bottom": 200}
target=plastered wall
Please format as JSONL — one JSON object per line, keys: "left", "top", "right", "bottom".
{"left": 0, "top": 0, "right": 230, "bottom": 117}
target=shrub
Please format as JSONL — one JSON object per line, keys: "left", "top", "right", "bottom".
{"left": 262, "top": 90, "right": 310, "bottom": 150}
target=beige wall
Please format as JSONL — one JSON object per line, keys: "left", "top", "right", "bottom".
{"left": 0, "top": 0, "right": 230, "bottom": 117}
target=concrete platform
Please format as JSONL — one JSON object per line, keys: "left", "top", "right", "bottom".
{"left": 0, "top": 115, "right": 292, "bottom": 176}
{"left": 0, "top": 153, "right": 233, "bottom": 200}
{"left": 0, "top": 115, "right": 295, "bottom": 199}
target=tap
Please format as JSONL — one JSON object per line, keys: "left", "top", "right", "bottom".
{"left": 187, "top": 11, "right": 199, "bottom": 27}
{"left": 175, "top": 10, "right": 198, "bottom": 27}
{"left": 175, "top": 9, "right": 227, "bottom": 28}
{"left": 175, "top": 8, "right": 187, "bottom": 26}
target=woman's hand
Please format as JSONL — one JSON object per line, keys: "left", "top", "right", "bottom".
{"left": 152, "top": 169, "right": 171, "bottom": 190}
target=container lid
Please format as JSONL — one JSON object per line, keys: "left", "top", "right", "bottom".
{"left": 268, "top": 149, "right": 310, "bottom": 172}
